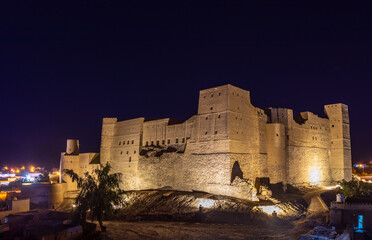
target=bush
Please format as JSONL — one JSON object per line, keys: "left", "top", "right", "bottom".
{"left": 338, "top": 176, "right": 371, "bottom": 199}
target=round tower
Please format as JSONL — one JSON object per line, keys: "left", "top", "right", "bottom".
{"left": 66, "top": 139, "right": 79, "bottom": 155}
{"left": 60, "top": 139, "right": 80, "bottom": 191}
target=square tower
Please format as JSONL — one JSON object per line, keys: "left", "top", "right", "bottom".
{"left": 324, "top": 103, "right": 352, "bottom": 182}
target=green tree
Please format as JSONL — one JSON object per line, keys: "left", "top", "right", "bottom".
{"left": 338, "top": 176, "right": 371, "bottom": 199}
{"left": 64, "top": 163, "right": 124, "bottom": 232}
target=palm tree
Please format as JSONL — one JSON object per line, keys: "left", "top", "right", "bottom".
{"left": 64, "top": 162, "right": 124, "bottom": 231}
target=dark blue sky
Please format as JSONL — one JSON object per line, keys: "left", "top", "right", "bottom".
{"left": 1, "top": 1, "right": 372, "bottom": 168}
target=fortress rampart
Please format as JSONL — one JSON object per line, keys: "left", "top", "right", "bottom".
{"left": 61, "top": 84, "right": 352, "bottom": 200}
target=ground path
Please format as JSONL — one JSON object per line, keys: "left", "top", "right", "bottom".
{"left": 302, "top": 188, "right": 332, "bottom": 212}
{"left": 97, "top": 220, "right": 307, "bottom": 240}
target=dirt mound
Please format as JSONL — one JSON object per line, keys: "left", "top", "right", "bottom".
{"left": 117, "top": 190, "right": 309, "bottom": 225}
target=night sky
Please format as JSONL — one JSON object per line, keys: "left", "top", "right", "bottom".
{"left": 1, "top": 1, "right": 372, "bottom": 169}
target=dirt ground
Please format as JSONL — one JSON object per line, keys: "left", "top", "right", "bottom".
{"left": 96, "top": 219, "right": 313, "bottom": 240}
{"left": 70, "top": 188, "right": 331, "bottom": 239}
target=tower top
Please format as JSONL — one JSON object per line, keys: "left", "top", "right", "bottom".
{"left": 66, "top": 139, "right": 79, "bottom": 155}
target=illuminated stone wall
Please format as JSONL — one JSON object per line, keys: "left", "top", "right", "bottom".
{"left": 265, "top": 107, "right": 341, "bottom": 185}
{"left": 60, "top": 140, "right": 100, "bottom": 192}
{"left": 74, "top": 84, "right": 352, "bottom": 199}
{"left": 60, "top": 154, "right": 79, "bottom": 191}
{"left": 325, "top": 104, "right": 352, "bottom": 181}
{"left": 136, "top": 151, "right": 256, "bottom": 200}
{"left": 266, "top": 123, "right": 286, "bottom": 184}
{"left": 287, "top": 146, "right": 331, "bottom": 184}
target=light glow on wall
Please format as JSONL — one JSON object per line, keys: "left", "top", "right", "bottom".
{"left": 256, "top": 205, "right": 282, "bottom": 215}
{"left": 198, "top": 198, "right": 215, "bottom": 208}
{"left": 308, "top": 166, "right": 322, "bottom": 184}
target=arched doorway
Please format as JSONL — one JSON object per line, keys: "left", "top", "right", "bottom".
{"left": 231, "top": 161, "right": 243, "bottom": 183}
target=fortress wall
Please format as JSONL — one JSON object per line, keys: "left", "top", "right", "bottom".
{"left": 138, "top": 153, "right": 226, "bottom": 191}
{"left": 79, "top": 153, "right": 99, "bottom": 174}
{"left": 230, "top": 153, "right": 252, "bottom": 181}
{"left": 166, "top": 122, "right": 187, "bottom": 144}
{"left": 79, "top": 153, "right": 92, "bottom": 175}
{"left": 227, "top": 84, "right": 252, "bottom": 114}
{"left": 198, "top": 85, "right": 229, "bottom": 114}
{"left": 289, "top": 124, "right": 331, "bottom": 148}
{"left": 100, "top": 118, "right": 117, "bottom": 165}
{"left": 137, "top": 153, "right": 181, "bottom": 190}
{"left": 228, "top": 111, "right": 257, "bottom": 145}
{"left": 136, "top": 152, "right": 255, "bottom": 200}
{"left": 180, "top": 154, "right": 231, "bottom": 189}
{"left": 143, "top": 119, "right": 169, "bottom": 145}
{"left": 60, "top": 154, "right": 79, "bottom": 191}
{"left": 185, "top": 140, "right": 230, "bottom": 154}
{"left": 109, "top": 118, "right": 144, "bottom": 189}
{"left": 266, "top": 123, "right": 286, "bottom": 184}
{"left": 185, "top": 116, "right": 197, "bottom": 143}
{"left": 227, "top": 86, "right": 258, "bottom": 144}
{"left": 228, "top": 109, "right": 267, "bottom": 179}
{"left": 288, "top": 113, "right": 331, "bottom": 150}
{"left": 229, "top": 152, "right": 268, "bottom": 181}
{"left": 285, "top": 112, "right": 332, "bottom": 185}
{"left": 93, "top": 85, "right": 353, "bottom": 197}
{"left": 325, "top": 104, "right": 352, "bottom": 181}
{"left": 142, "top": 119, "right": 193, "bottom": 147}
{"left": 258, "top": 109, "right": 268, "bottom": 154}
{"left": 254, "top": 153, "right": 268, "bottom": 179}
{"left": 266, "top": 108, "right": 294, "bottom": 128}
{"left": 21, "top": 183, "right": 66, "bottom": 208}
{"left": 287, "top": 146, "right": 331, "bottom": 185}
{"left": 197, "top": 112, "right": 228, "bottom": 143}
{"left": 228, "top": 111, "right": 262, "bottom": 154}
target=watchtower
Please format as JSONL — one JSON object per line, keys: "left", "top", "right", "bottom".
{"left": 324, "top": 103, "right": 352, "bottom": 182}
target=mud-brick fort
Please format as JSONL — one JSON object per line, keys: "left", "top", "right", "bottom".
{"left": 61, "top": 84, "right": 352, "bottom": 200}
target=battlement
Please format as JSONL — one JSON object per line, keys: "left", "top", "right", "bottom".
{"left": 102, "top": 118, "right": 118, "bottom": 124}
